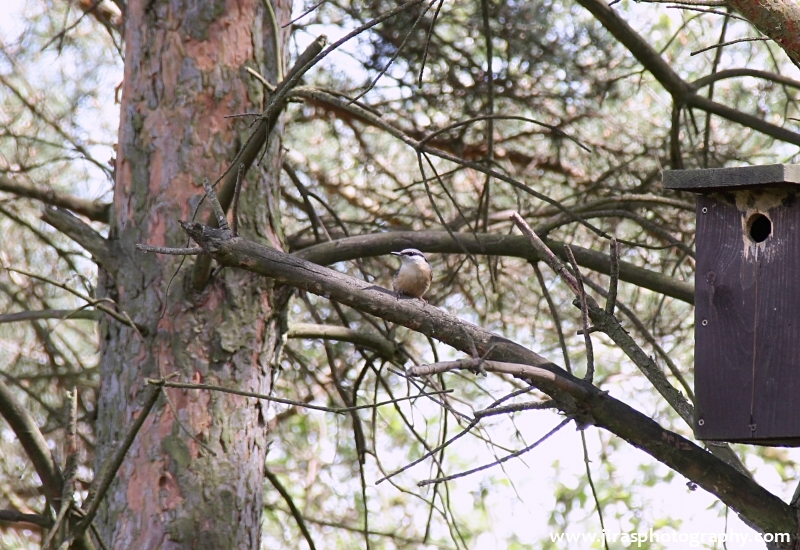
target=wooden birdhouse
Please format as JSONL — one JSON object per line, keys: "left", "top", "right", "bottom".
{"left": 664, "top": 164, "right": 800, "bottom": 445}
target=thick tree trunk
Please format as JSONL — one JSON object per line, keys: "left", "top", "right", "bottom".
{"left": 94, "top": 0, "right": 290, "bottom": 547}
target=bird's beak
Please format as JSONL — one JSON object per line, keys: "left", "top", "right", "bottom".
{"left": 391, "top": 251, "right": 401, "bottom": 256}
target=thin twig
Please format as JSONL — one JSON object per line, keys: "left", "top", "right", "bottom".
{"left": 532, "top": 263, "right": 572, "bottom": 373}
{"left": 389, "top": 368, "right": 474, "bottom": 423}
{"left": 417, "top": 419, "right": 570, "bottom": 486}
{"left": 406, "top": 359, "right": 589, "bottom": 398}
{"left": 244, "top": 67, "right": 275, "bottom": 91}
{"left": 282, "top": 161, "right": 331, "bottom": 242}
{"left": 605, "top": 238, "right": 619, "bottom": 316}
{"left": 203, "top": 179, "right": 229, "bottom": 230}
{"left": 135, "top": 244, "right": 204, "bottom": 255}
{"left": 5, "top": 267, "right": 143, "bottom": 333}
{"left": 41, "top": 0, "right": 115, "bottom": 52}
{"left": 669, "top": 5, "right": 748, "bottom": 22}
{"left": 359, "top": 466, "right": 371, "bottom": 550}
{"left": 161, "top": 384, "right": 218, "bottom": 457}
{"left": 376, "top": 418, "right": 481, "bottom": 485}
{"left": 145, "top": 378, "right": 451, "bottom": 413}
{"left": 230, "top": 164, "right": 245, "bottom": 235}
{"left": 690, "top": 35, "right": 768, "bottom": 56}
{"left": 283, "top": 0, "right": 325, "bottom": 27}
{"left": 473, "top": 400, "right": 556, "bottom": 418}
{"left": 418, "top": 0, "right": 444, "bottom": 87}
{"left": 509, "top": 213, "right": 579, "bottom": 295}
{"left": 486, "top": 384, "right": 540, "bottom": 409}
{"left": 702, "top": 11, "right": 730, "bottom": 168}
{"left": 300, "top": 292, "right": 367, "bottom": 463}
{"left": 581, "top": 431, "right": 609, "bottom": 550}
{"left": 287, "top": 322, "right": 397, "bottom": 361}
{"left": 416, "top": 151, "right": 480, "bottom": 269}
{"left": 265, "top": 505, "right": 445, "bottom": 546}
{"left": 265, "top": 468, "right": 318, "bottom": 550}
{"left": 89, "top": 524, "right": 110, "bottom": 550}
{"left": 564, "top": 245, "right": 594, "bottom": 382}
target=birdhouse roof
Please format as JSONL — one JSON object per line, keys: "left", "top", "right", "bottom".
{"left": 664, "top": 164, "right": 800, "bottom": 192}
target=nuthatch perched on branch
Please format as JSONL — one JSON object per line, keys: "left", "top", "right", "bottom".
{"left": 391, "top": 249, "right": 432, "bottom": 299}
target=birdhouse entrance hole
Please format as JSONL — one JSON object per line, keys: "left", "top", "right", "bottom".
{"left": 747, "top": 213, "right": 771, "bottom": 243}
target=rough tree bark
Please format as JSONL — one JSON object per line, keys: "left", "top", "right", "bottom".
{"left": 726, "top": 0, "right": 800, "bottom": 65}
{"left": 94, "top": 0, "right": 290, "bottom": 547}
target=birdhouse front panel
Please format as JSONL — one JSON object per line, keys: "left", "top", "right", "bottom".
{"left": 693, "top": 184, "right": 800, "bottom": 445}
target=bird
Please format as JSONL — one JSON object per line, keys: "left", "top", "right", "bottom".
{"left": 391, "top": 248, "right": 432, "bottom": 299}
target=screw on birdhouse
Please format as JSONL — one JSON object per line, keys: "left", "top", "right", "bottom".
{"left": 698, "top": 419, "right": 705, "bottom": 426}
{"left": 702, "top": 207, "right": 708, "bottom": 214}
{"left": 701, "top": 319, "right": 708, "bottom": 326}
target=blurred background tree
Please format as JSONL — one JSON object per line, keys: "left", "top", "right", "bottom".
{"left": 2, "top": 0, "right": 800, "bottom": 548}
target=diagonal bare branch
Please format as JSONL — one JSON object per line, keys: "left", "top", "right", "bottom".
{"left": 41, "top": 207, "right": 113, "bottom": 269}
{"left": 0, "top": 175, "right": 110, "bottom": 222}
